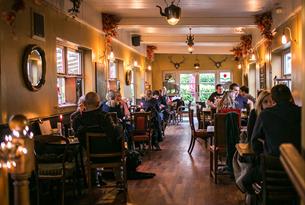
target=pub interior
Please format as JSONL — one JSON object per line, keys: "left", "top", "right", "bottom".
{"left": 0, "top": 0, "right": 305, "bottom": 205}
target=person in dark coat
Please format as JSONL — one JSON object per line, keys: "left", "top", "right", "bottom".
{"left": 143, "top": 90, "right": 162, "bottom": 150}
{"left": 251, "top": 84, "right": 301, "bottom": 156}
{"left": 72, "top": 92, "right": 122, "bottom": 150}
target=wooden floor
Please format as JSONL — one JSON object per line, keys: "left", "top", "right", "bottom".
{"left": 80, "top": 119, "right": 244, "bottom": 205}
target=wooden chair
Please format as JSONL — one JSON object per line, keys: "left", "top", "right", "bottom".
{"left": 196, "top": 105, "right": 204, "bottom": 129}
{"left": 86, "top": 132, "right": 127, "bottom": 202}
{"left": 130, "top": 112, "right": 152, "bottom": 152}
{"left": 259, "top": 154, "right": 298, "bottom": 205}
{"left": 209, "top": 112, "right": 239, "bottom": 184}
{"left": 187, "top": 109, "right": 209, "bottom": 154}
{"left": 35, "top": 135, "right": 76, "bottom": 205}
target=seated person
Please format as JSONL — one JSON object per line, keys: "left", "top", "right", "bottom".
{"left": 101, "top": 90, "right": 124, "bottom": 119}
{"left": 240, "top": 85, "right": 256, "bottom": 104}
{"left": 247, "top": 90, "right": 274, "bottom": 139}
{"left": 207, "top": 84, "right": 224, "bottom": 109}
{"left": 143, "top": 90, "right": 162, "bottom": 150}
{"left": 241, "top": 85, "right": 301, "bottom": 195}
{"left": 217, "top": 90, "right": 236, "bottom": 111}
{"left": 115, "top": 91, "right": 130, "bottom": 119}
{"left": 70, "top": 95, "right": 86, "bottom": 126}
{"left": 230, "top": 83, "right": 254, "bottom": 110}
{"left": 72, "top": 92, "right": 122, "bottom": 149}
{"left": 251, "top": 84, "right": 301, "bottom": 157}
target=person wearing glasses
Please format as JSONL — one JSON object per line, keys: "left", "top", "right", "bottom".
{"left": 229, "top": 83, "right": 253, "bottom": 110}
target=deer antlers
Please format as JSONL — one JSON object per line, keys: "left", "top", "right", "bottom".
{"left": 168, "top": 56, "right": 185, "bottom": 69}
{"left": 208, "top": 57, "right": 228, "bottom": 68}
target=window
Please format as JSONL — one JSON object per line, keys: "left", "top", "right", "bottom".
{"left": 199, "top": 73, "right": 216, "bottom": 102}
{"left": 56, "top": 45, "right": 83, "bottom": 106}
{"left": 283, "top": 51, "right": 291, "bottom": 75}
{"left": 109, "top": 61, "right": 118, "bottom": 79}
{"left": 179, "top": 73, "right": 196, "bottom": 102}
{"left": 130, "top": 71, "right": 135, "bottom": 104}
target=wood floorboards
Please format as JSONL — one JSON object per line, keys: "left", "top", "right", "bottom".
{"left": 79, "top": 119, "right": 244, "bottom": 205}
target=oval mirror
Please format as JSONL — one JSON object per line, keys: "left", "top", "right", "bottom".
{"left": 22, "top": 45, "right": 46, "bottom": 91}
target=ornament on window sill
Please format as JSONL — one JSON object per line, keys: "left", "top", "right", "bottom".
{"left": 68, "top": 0, "right": 82, "bottom": 17}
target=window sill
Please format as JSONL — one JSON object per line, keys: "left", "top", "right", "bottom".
{"left": 57, "top": 103, "right": 77, "bottom": 108}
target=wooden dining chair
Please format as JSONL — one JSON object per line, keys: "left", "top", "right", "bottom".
{"left": 86, "top": 132, "right": 127, "bottom": 203}
{"left": 35, "top": 135, "right": 76, "bottom": 205}
{"left": 209, "top": 112, "right": 239, "bottom": 184}
{"left": 130, "top": 112, "right": 152, "bottom": 152}
{"left": 187, "top": 109, "right": 209, "bottom": 154}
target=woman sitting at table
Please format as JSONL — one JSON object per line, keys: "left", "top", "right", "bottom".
{"left": 247, "top": 90, "right": 274, "bottom": 139}
{"left": 101, "top": 90, "right": 124, "bottom": 120}
{"left": 217, "top": 90, "right": 236, "bottom": 111}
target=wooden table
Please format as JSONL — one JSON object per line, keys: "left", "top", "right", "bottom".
{"left": 235, "top": 143, "right": 254, "bottom": 157}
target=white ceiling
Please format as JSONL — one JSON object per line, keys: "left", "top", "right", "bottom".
{"left": 86, "top": 0, "right": 278, "bottom": 54}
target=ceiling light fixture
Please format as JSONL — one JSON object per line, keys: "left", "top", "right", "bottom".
{"left": 156, "top": 0, "right": 181, "bottom": 26}
{"left": 194, "top": 56, "right": 200, "bottom": 69}
{"left": 186, "top": 28, "right": 194, "bottom": 54}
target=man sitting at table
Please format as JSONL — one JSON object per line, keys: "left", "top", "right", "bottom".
{"left": 207, "top": 84, "right": 224, "bottom": 109}
{"left": 230, "top": 83, "right": 253, "bottom": 110}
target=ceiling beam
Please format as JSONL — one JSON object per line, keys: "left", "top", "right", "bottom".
{"left": 118, "top": 17, "right": 256, "bottom": 27}
{"left": 141, "top": 35, "right": 241, "bottom": 43}
{"left": 155, "top": 46, "right": 234, "bottom": 54}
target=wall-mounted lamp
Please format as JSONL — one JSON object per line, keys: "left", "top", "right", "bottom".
{"left": 108, "top": 49, "right": 115, "bottom": 62}
{"left": 147, "top": 65, "right": 152, "bottom": 71}
{"left": 156, "top": 0, "right": 181, "bottom": 26}
{"left": 281, "top": 27, "right": 297, "bottom": 45}
{"left": 133, "top": 60, "right": 138, "bottom": 67}
{"left": 238, "top": 63, "right": 242, "bottom": 69}
{"left": 186, "top": 28, "right": 194, "bottom": 54}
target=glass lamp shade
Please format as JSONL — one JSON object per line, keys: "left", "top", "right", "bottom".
{"left": 194, "top": 63, "right": 200, "bottom": 69}
{"left": 238, "top": 63, "right": 242, "bottom": 69}
{"left": 166, "top": 5, "right": 181, "bottom": 25}
{"left": 281, "top": 34, "right": 287, "bottom": 45}
{"left": 188, "top": 46, "right": 193, "bottom": 53}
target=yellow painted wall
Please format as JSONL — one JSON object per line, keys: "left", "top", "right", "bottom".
{"left": 151, "top": 54, "right": 242, "bottom": 90}
{"left": 0, "top": 0, "right": 147, "bottom": 123}
{"left": 250, "top": 12, "right": 302, "bottom": 105}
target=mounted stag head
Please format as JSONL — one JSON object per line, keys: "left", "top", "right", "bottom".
{"left": 208, "top": 57, "right": 228, "bottom": 68}
{"left": 168, "top": 56, "right": 185, "bottom": 69}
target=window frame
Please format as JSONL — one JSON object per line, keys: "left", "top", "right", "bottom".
{"left": 56, "top": 44, "right": 84, "bottom": 106}
{"left": 282, "top": 49, "right": 292, "bottom": 76}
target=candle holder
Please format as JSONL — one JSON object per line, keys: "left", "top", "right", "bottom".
{"left": 0, "top": 114, "right": 34, "bottom": 205}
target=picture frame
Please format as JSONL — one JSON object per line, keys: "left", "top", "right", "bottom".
{"left": 259, "top": 63, "right": 266, "bottom": 89}
{"left": 31, "top": 9, "right": 45, "bottom": 41}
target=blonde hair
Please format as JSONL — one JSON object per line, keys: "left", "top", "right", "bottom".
{"left": 217, "top": 91, "right": 235, "bottom": 110}
{"left": 255, "top": 90, "right": 271, "bottom": 116}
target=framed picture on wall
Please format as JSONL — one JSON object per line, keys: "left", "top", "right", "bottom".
{"left": 163, "top": 71, "right": 178, "bottom": 95}
{"left": 31, "top": 9, "right": 45, "bottom": 41}
{"left": 259, "top": 63, "right": 267, "bottom": 89}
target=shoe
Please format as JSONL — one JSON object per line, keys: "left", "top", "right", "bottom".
{"left": 152, "top": 144, "right": 161, "bottom": 151}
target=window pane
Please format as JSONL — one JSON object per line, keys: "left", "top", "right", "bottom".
{"left": 109, "top": 61, "right": 117, "bottom": 79}
{"left": 284, "top": 52, "right": 291, "bottom": 75}
{"left": 56, "top": 47, "right": 64, "bottom": 73}
{"left": 179, "top": 74, "right": 196, "bottom": 103}
{"left": 67, "top": 50, "right": 81, "bottom": 75}
{"left": 57, "top": 77, "right": 65, "bottom": 105}
{"left": 199, "top": 73, "right": 216, "bottom": 102}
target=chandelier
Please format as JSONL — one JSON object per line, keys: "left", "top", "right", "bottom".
{"left": 186, "top": 28, "right": 194, "bottom": 53}
{"left": 156, "top": 0, "right": 181, "bottom": 26}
